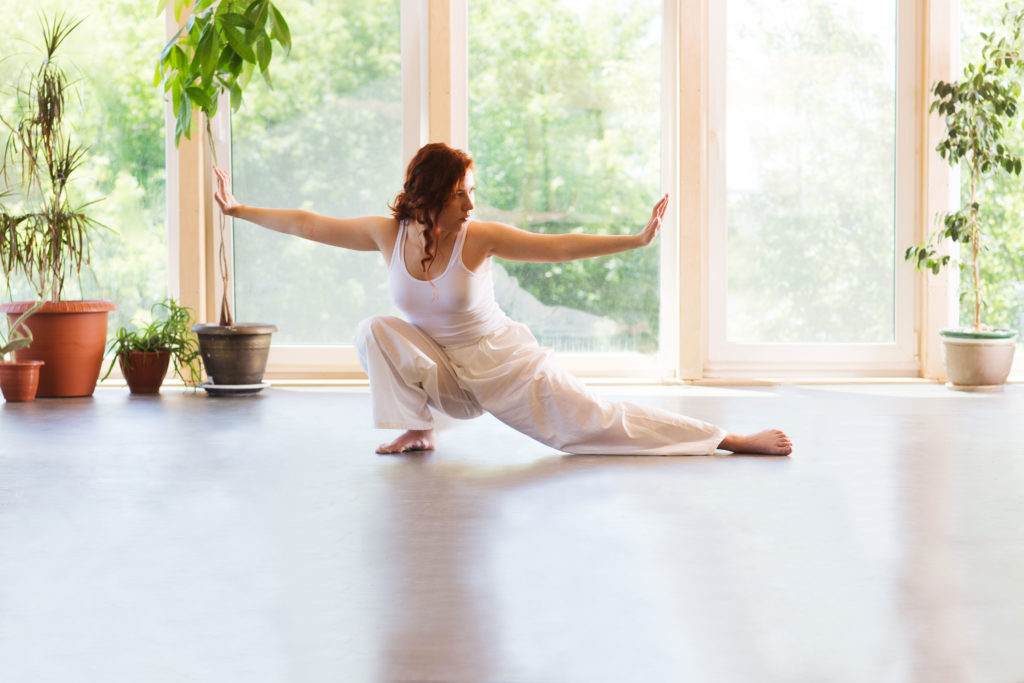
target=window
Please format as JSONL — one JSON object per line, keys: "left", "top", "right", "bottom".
{"left": 2, "top": 1, "right": 167, "bottom": 332}
{"left": 707, "top": 0, "right": 918, "bottom": 376}
{"left": 230, "top": 0, "right": 403, "bottom": 346}
{"left": 468, "top": 0, "right": 666, "bottom": 357}
{"left": 177, "top": 0, "right": 942, "bottom": 380}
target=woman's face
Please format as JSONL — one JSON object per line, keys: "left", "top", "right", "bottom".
{"left": 436, "top": 169, "right": 475, "bottom": 232}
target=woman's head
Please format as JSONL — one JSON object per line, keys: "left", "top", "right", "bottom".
{"left": 390, "top": 142, "right": 474, "bottom": 228}
{"left": 390, "top": 143, "right": 475, "bottom": 277}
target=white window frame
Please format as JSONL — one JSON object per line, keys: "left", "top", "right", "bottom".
{"left": 183, "top": 0, "right": 679, "bottom": 380}
{"left": 166, "top": 0, "right": 963, "bottom": 381}
{"left": 703, "top": 0, "right": 926, "bottom": 378}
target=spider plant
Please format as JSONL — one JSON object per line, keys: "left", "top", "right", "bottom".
{"left": 103, "top": 298, "right": 203, "bottom": 386}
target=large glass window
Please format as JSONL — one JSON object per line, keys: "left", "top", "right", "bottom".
{"left": 1, "top": 1, "right": 167, "bottom": 332}
{"left": 468, "top": 0, "right": 664, "bottom": 354}
{"left": 724, "top": 1, "right": 897, "bottom": 344}
{"left": 231, "top": 0, "right": 402, "bottom": 345}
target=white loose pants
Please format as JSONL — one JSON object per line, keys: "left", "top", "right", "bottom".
{"left": 355, "top": 316, "right": 728, "bottom": 455}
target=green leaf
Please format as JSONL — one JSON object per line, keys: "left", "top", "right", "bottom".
{"left": 252, "top": 0, "right": 270, "bottom": 32}
{"left": 269, "top": 4, "right": 291, "bottom": 52}
{"left": 158, "top": 25, "right": 184, "bottom": 63}
{"left": 224, "top": 25, "right": 256, "bottom": 63}
{"left": 175, "top": 94, "right": 192, "bottom": 144}
{"left": 218, "top": 12, "right": 250, "bottom": 30}
{"left": 170, "top": 44, "right": 187, "bottom": 71}
{"left": 238, "top": 58, "right": 254, "bottom": 90}
{"left": 198, "top": 21, "right": 218, "bottom": 86}
{"left": 184, "top": 85, "right": 214, "bottom": 112}
{"left": 229, "top": 80, "right": 243, "bottom": 111}
{"left": 226, "top": 51, "right": 244, "bottom": 77}
{"left": 217, "top": 44, "right": 234, "bottom": 70}
{"left": 256, "top": 35, "right": 272, "bottom": 73}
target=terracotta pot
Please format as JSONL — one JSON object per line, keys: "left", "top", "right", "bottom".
{"left": 192, "top": 323, "right": 276, "bottom": 385}
{"left": 940, "top": 328, "right": 1017, "bottom": 391}
{"left": 119, "top": 350, "right": 171, "bottom": 394}
{"left": 0, "top": 360, "right": 45, "bottom": 402}
{"left": 0, "top": 300, "right": 116, "bottom": 398}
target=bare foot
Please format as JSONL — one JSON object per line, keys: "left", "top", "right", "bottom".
{"left": 377, "top": 429, "right": 437, "bottom": 454}
{"left": 719, "top": 429, "right": 793, "bottom": 455}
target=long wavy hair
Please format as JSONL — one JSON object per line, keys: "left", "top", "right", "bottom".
{"left": 389, "top": 142, "right": 474, "bottom": 278}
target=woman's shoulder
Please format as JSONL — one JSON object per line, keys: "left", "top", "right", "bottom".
{"left": 372, "top": 216, "right": 403, "bottom": 262}
{"left": 467, "top": 219, "right": 517, "bottom": 240}
{"left": 463, "top": 219, "right": 513, "bottom": 268}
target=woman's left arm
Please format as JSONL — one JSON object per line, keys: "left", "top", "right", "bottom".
{"left": 480, "top": 195, "right": 668, "bottom": 263}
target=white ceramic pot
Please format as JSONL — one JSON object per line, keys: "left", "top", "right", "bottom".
{"left": 940, "top": 328, "right": 1017, "bottom": 391}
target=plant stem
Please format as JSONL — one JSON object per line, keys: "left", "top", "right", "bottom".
{"left": 970, "top": 129, "right": 982, "bottom": 331}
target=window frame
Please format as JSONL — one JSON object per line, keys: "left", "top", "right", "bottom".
{"left": 703, "top": 0, "right": 925, "bottom": 378}
{"left": 166, "top": 0, "right": 960, "bottom": 382}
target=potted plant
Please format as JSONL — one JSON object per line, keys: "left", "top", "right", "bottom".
{"left": 0, "top": 15, "right": 116, "bottom": 398}
{"left": 102, "top": 298, "right": 203, "bottom": 394}
{"left": 155, "top": 0, "right": 290, "bottom": 389}
{"left": 905, "top": 6, "right": 1024, "bottom": 390}
{"left": 0, "top": 301, "right": 44, "bottom": 402}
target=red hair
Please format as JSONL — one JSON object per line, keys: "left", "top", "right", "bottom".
{"left": 389, "top": 142, "right": 474, "bottom": 277}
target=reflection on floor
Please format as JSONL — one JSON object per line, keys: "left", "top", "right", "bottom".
{"left": 1, "top": 382, "right": 1022, "bottom": 682}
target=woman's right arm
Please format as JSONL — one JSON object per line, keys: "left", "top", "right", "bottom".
{"left": 212, "top": 165, "right": 392, "bottom": 252}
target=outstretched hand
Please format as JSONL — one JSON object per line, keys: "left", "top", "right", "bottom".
{"left": 637, "top": 194, "right": 669, "bottom": 247}
{"left": 212, "top": 165, "right": 241, "bottom": 216}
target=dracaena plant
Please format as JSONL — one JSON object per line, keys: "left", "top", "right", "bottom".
{"left": 0, "top": 15, "right": 105, "bottom": 303}
{"left": 154, "top": 0, "right": 291, "bottom": 326}
{"left": 905, "top": 5, "right": 1024, "bottom": 332}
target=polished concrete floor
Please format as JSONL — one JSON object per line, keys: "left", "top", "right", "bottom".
{"left": 1, "top": 381, "right": 1023, "bottom": 682}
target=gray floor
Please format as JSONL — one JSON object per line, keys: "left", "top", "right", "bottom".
{"left": 1, "top": 382, "right": 1023, "bottom": 683}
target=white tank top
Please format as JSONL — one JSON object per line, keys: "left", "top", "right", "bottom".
{"left": 388, "top": 219, "right": 509, "bottom": 347}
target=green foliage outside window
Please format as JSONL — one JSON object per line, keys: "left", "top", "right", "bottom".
{"left": 230, "top": 0, "right": 403, "bottom": 343}
{"left": 725, "top": 1, "right": 897, "bottom": 344}
{"left": 470, "top": 0, "right": 663, "bottom": 353}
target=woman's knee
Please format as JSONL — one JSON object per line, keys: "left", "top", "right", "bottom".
{"left": 354, "top": 315, "right": 403, "bottom": 348}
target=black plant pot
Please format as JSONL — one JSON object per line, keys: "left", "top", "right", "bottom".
{"left": 192, "top": 323, "right": 277, "bottom": 385}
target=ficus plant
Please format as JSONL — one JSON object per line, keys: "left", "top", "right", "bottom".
{"left": 155, "top": 0, "right": 291, "bottom": 326}
{"left": 906, "top": 5, "right": 1024, "bottom": 332}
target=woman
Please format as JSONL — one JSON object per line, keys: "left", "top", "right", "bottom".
{"left": 213, "top": 143, "right": 792, "bottom": 456}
